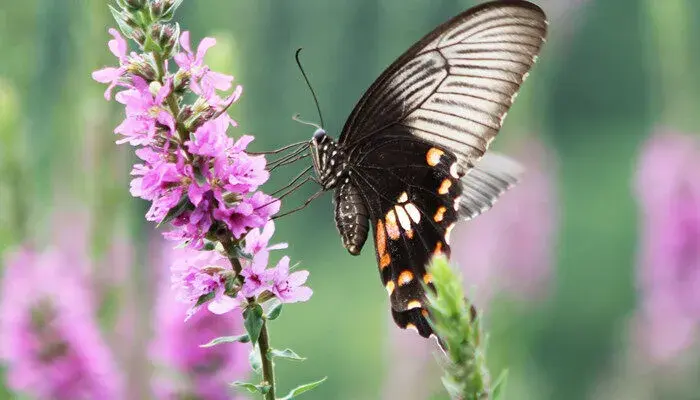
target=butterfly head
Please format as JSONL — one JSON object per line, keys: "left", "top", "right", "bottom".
{"left": 309, "top": 129, "right": 348, "bottom": 190}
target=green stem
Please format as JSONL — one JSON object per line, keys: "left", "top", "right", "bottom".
{"left": 152, "top": 51, "right": 191, "bottom": 153}
{"left": 258, "top": 320, "right": 276, "bottom": 400}
{"left": 221, "top": 236, "right": 276, "bottom": 400}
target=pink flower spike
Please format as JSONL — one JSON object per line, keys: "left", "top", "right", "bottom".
{"left": 270, "top": 257, "right": 313, "bottom": 303}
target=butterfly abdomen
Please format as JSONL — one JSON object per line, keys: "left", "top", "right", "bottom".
{"left": 334, "top": 182, "right": 369, "bottom": 255}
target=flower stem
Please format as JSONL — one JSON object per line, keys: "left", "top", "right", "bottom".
{"left": 220, "top": 235, "right": 276, "bottom": 399}
{"left": 152, "top": 51, "right": 192, "bottom": 153}
{"left": 258, "top": 320, "right": 276, "bottom": 400}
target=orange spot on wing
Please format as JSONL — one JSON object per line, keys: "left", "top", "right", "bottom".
{"left": 398, "top": 270, "right": 414, "bottom": 286}
{"left": 376, "top": 220, "right": 386, "bottom": 256}
{"left": 434, "top": 242, "right": 444, "bottom": 256}
{"left": 407, "top": 300, "right": 422, "bottom": 310}
{"left": 380, "top": 253, "right": 391, "bottom": 269}
{"left": 386, "top": 280, "right": 395, "bottom": 295}
{"left": 421, "top": 309, "right": 429, "bottom": 318}
{"left": 423, "top": 273, "right": 433, "bottom": 284}
{"left": 438, "top": 179, "right": 452, "bottom": 195}
{"left": 426, "top": 148, "right": 444, "bottom": 166}
{"left": 405, "top": 229, "right": 414, "bottom": 239}
{"left": 434, "top": 206, "right": 447, "bottom": 222}
{"left": 385, "top": 209, "right": 401, "bottom": 240}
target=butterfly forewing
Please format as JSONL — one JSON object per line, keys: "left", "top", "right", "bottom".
{"left": 340, "top": 0, "right": 547, "bottom": 172}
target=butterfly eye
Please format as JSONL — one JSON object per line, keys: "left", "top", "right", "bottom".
{"left": 313, "top": 129, "right": 326, "bottom": 141}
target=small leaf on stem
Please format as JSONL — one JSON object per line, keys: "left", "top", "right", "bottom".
{"left": 200, "top": 334, "right": 250, "bottom": 348}
{"left": 248, "top": 346, "right": 262, "bottom": 373}
{"left": 243, "top": 303, "right": 264, "bottom": 345}
{"left": 278, "top": 377, "right": 328, "bottom": 400}
{"left": 231, "top": 381, "right": 271, "bottom": 395}
{"left": 266, "top": 302, "right": 283, "bottom": 320}
{"left": 268, "top": 348, "right": 305, "bottom": 362}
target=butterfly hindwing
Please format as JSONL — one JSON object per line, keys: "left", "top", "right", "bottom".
{"left": 348, "top": 133, "right": 461, "bottom": 337}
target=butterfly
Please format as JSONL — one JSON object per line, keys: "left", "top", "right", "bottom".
{"left": 301, "top": 0, "right": 548, "bottom": 340}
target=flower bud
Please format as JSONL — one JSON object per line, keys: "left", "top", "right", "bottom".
{"left": 150, "top": 0, "right": 184, "bottom": 21}
{"left": 149, "top": 23, "right": 179, "bottom": 58}
{"left": 178, "top": 105, "right": 193, "bottom": 122}
{"left": 222, "top": 192, "right": 242, "bottom": 207}
{"left": 120, "top": 0, "right": 146, "bottom": 11}
{"left": 126, "top": 54, "right": 157, "bottom": 81}
{"left": 173, "top": 69, "right": 190, "bottom": 94}
{"left": 131, "top": 29, "right": 146, "bottom": 47}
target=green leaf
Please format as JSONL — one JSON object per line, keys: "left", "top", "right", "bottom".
{"left": 200, "top": 334, "right": 250, "bottom": 348}
{"left": 194, "top": 291, "right": 215, "bottom": 308}
{"left": 266, "top": 302, "right": 283, "bottom": 320}
{"left": 157, "top": 195, "right": 192, "bottom": 227}
{"left": 243, "top": 304, "right": 264, "bottom": 346}
{"left": 491, "top": 370, "right": 509, "bottom": 400}
{"left": 231, "top": 381, "right": 270, "bottom": 395}
{"left": 269, "top": 348, "right": 305, "bottom": 362}
{"left": 248, "top": 346, "right": 262, "bottom": 373}
{"left": 109, "top": 5, "right": 136, "bottom": 38}
{"left": 278, "top": 377, "right": 327, "bottom": 400}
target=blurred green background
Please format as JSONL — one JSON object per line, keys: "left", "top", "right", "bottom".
{"left": 1, "top": 0, "right": 700, "bottom": 399}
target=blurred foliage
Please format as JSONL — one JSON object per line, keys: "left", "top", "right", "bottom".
{"left": 0, "top": 0, "right": 699, "bottom": 399}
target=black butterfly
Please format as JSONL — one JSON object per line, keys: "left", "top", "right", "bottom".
{"left": 296, "top": 0, "right": 547, "bottom": 340}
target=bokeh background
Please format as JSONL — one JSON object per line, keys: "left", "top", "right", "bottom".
{"left": 2, "top": 0, "right": 700, "bottom": 399}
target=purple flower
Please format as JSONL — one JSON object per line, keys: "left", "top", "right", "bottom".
{"left": 633, "top": 130, "right": 700, "bottom": 363}
{"left": 91, "top": 28, "right": 128, "bottom": 100}
{"left": 114, "top": 76, "right": 175, "bottom": 146}
{"left": 171, "top": 250, "right": 240, "bottom": 319}
{"left": 0, "top": 248, "right": 124, "bottom": 399}
{"left": 239, "top": 257, "right": 275, "bottom": 298}
{"left": 174, "top": 31, "right": 234, "bottom": 102}
{"left": 163, "top": 203, "right": 214, "bottom": 250}
{"left": 269, "top": 256, "right": 312, "bottom": 303}
{"left": 214, "top": 191, "right": 281, "bottom": 239}
{"left": 244, "top": 220, "right": 288, "bottom": 266}
{"left": 152, "top": 244, "right": 249, "bottom": 400}
{"left": 186, "top": 118, "right": 235, "bottom": 158}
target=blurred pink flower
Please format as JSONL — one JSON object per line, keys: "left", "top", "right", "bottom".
{"left": 152, "top": 245, "right": 249, "bottom": 400}
{"left": 453, "top": 139, "right": 559, "bottom": 306}
{"left": 633, "top": 130, "right": 700, "bottom": 363}
{"left": 0, "top": 248, "right": 124, "bottom": 400}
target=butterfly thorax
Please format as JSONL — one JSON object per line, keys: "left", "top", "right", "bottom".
{"left": 309, "top": 129, "right": 349, "bottom": 190}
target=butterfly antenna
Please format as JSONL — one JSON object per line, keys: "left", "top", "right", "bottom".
{"left": 292, "top": 113, "right": 322, "bottom": 130}
{"left": 295, "top": 48, "right": 325, "bottom": 129}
